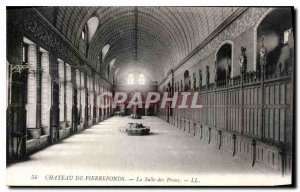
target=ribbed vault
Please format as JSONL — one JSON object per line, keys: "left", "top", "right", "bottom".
{"left": 40, "top": 6, "right": 239, "bottom": 82}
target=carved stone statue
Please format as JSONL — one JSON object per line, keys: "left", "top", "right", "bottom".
{"left": 213, "top": 61, "right": 219, "bottom": 84}
{"left": 206, "top": 66, "right": 210, "bottom": 85}
{"left": 199, "top": 69, "right": 202, "bottom": 89}
{"left": 180, "top": 80, "right": 183, "bottom": 92}
{"left": 226, "top": 57, "right": 231, "bottom": 81}
{"left": 259, "top": 36, "right": 267, "bottom": 71}
{"left": 193, "top": 73, "right": 196, "bottom": 89}
{"left": 239, "top": 46, "right": 247, "bottom": 75}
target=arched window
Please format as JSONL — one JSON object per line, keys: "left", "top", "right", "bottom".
{"left": 110, "top": 58, "right": 116, "bottom": 69}
{"left": 216, "top": 43, "right": 232, "bottom": 82}
{"left": 108, "top": 58, "right": 116, "bottom": 77}
{"left": 113, "top": 68, "right": 120, "bottom": 83}
{"left": 127, "top": 74, "right": 134, "bottom": 85}
{"left": 99, "top": 44, "right": 110, "bottom": 74}
{"left": 256, "top": 8, "right": 294, "bottom": 76}
{"left": 138, "top": 74, "right": 145, "bottom": 85}
{"left": 86, "top": 16, "right": 99, "bottom": 43}
{"left": 102, "top": 44, "right": 110, "bottom": 61}
{"left": 81, "top": 27, "right": 86, "bottom": 40}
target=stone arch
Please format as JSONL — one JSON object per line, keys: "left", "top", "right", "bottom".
{"left": 215, "top": 42, "right": 233, "bottom": 81}
{"left": 183, "top": 70, "right": 191, "bottom": 91}
{"left": 254, "top": 8, "right": 294, "bottom": 75}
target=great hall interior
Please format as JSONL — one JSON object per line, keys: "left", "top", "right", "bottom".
{"left": 6, "top": 7, "right": 294, "bottom": 186}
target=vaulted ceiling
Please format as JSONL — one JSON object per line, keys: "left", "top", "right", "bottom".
{"left": 37, "top": 6, "right": 239, "bottom": 83}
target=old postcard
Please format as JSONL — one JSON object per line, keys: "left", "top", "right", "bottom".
{"left": 5, "top": 6, "right": 295, "bottom": 186}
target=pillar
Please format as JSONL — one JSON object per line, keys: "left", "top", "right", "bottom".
{"left": 66, "top": 64, "right": 72, "bottom": 126}
{"left": 41, "top": 51, "right": 51, "bottom": 135}
{"left": 58, "top": 60, "right": 65, "bottom": 125}
{"left": 80, "top": 72, "right": 85, "bottom": 124}
{"left": 26, "top": 44, "right": 37, "bottom": 129}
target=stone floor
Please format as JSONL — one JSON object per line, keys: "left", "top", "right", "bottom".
{"left": 6, "top": 116, "right": 291, "bottom": 186}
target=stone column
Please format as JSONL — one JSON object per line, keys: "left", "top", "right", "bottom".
{"left": 93, "top": 80, "right": 98, "bottom": 123}
{"left": 80, "top": 72, "right": 85, "bottom": 123}
{"left": 58, "top": 60, "right": 65, "bottom": 125}
{"left": 66, "top": 64, "right": 72, "bottom": 126}
{"left": 84, "top": 75, "right": 89, "bottom": 125}
{"left": 41, "top": 51, "right": 50, "bottom": 135}
{"left": 26, "top": 44, "right": 37, "bottom": 129}
{"left": 76, "top": 70, "right": 80, "bottom": 128}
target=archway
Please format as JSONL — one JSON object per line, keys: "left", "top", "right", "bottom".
{"left": 216, "top": 43, "right": 232, "bottom": 82}
{"left": 184, "top": 70, "right": 191, "bottom": 91}
{"left": 256, "top": 8, "right": 294, "bottom": 76}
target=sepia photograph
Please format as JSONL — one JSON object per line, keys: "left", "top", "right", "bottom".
{"left": 5, "top": 4, "right": 295, "bottom": 187}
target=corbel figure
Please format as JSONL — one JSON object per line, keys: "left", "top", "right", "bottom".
{"left": 239, "top": 46, "right": 247, "bottom": 77}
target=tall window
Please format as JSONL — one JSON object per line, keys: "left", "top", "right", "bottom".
{"left": 127, "top": 74, "right": 134, "bottom": 85}
{"left": 102, "top": 44, "right": 110, "bottom": 61}
{"left": 81, "top": 28, "right": 86, "bottom": 40}
{"left": 138, "top": 74, "right": 145, "bottom": 85}
{"left": 86, "top": 16, "right": 100, "bottom": 43}
{"left": 108, "top": 58, "right": 116, "bottom": 77}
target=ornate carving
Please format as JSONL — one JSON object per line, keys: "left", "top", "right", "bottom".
{"left": 9, "top": 64, "right": 38, "bottom": 78}
{"left": 52, "top": 78, "right": 64, "bottom": 85}
{"left": 19, "top": 9, "right": 82, "bottom": 67}
{"left": 10, "top": 64, "right": 29, "bottom": 74}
